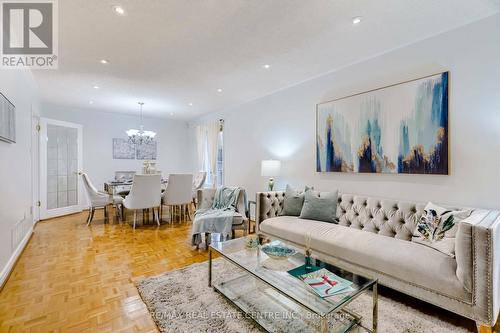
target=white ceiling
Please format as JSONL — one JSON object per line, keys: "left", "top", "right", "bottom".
{"left": 33, "top": 0, "right": 500, "bottom": 120}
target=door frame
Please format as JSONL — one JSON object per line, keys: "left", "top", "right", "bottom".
{"left": 39, "top": 117, "right": 83, "bottom": 220}
{"left": 31, "top": 107, "right": 40, "bottom": 224}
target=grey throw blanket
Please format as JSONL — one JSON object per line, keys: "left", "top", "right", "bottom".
{"left": 191, "top": 186, "right": 245, "bottom": 246}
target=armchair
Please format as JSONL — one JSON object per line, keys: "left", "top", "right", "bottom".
{"left": 196, "top": 188, "right": 248, "bottom": 242}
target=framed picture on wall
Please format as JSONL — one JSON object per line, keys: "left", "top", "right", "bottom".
{"left": 112, "top": 138, "right": 135, "bottom": 159}
{"left": 136, "top": 141, "right": 157, "bottom": 160}
{"left": 0, "top": 92, "right": 15, "bottom": 143}
{"left": 316, "top": 72, "right": 449, "bottom": 175}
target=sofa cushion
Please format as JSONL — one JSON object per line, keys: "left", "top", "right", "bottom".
{"left": 260, "top": 216, "right": 470, "bottom": 301}
{"left": 232, "top": 212, "right": 245, "bottom": 225}
{"left": 280, "top": 185, "right": 313, "bottom": 216}
{"left": 299, "top": 190, "right": 338, "bottom": 223}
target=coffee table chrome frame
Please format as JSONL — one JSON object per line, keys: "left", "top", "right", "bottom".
{"left": 209, "top": 245, "right": 378, "bottom": 333}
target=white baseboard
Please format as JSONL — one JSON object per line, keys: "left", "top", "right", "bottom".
{"left": 0, "top": 226, "right": 33, "bottom": 290}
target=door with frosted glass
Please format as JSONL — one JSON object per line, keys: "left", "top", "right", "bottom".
{"left": 40, "top": 118, "right": 83, "bottom": 219}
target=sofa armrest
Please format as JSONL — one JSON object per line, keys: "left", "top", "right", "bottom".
{"left": 197, "top": 188, "right": 216, "bottom": 210}
{"left": 255, "top": 191, "right": 285, "bottom": 232}
{"left": 456, "top": 210, "right": 500, "bottom": 326}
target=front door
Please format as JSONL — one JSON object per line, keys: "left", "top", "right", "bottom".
{"left": 39, "top": 118, "right": 83, "bottom": 219}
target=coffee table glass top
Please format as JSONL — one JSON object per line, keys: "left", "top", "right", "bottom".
{"left": 210, "top": 236, "right": 376, "bottom": 317}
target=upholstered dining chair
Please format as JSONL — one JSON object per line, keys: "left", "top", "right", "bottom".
{"left": 81, "top": 173, "right": 123, "bottom": 226}
{"left": 122, "top": 174, "right": 162, "bottom": 229}
{"left": 114, "top": 171, "right": 135, "bottom": 197}
{"left": 192, "top": 171, "right": 207, "bottom": 208}
{"left": 162, "top": 174, "right": 193, "bottom": 223}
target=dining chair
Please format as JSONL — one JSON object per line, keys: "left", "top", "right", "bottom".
{"left": 81, "top": 173, "right": 123, "bottom": 226}
{"left": 191, "top": 171, "right": 207, "bottom": 208}
{"left": 114, "top": 171, "right": 135, "bottom": 197}
{"left": 123, "top": 174, "right": 162, "bottom": 229}
{"left": 114, "top": 171, "right": 136, "bottom": 182}
{"left": 162, "top": 174, "right": 193, "bottom": 223}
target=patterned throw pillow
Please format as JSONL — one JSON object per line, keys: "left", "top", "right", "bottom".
{"left": 280, "top": 185, "right": 313, "bottom": 216}
{"left": 412, "top": 202, "right": 472, "bottom": 257}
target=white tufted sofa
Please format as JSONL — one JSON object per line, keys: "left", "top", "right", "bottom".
{"left": 256, "top": 191, "right": 500, "bottom": 330}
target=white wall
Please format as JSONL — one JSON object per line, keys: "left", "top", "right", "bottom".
{"left": 41, "top": 105, "right": 193, "bottom": 206}
{"left": 195, "top": 14, "right": 500, "bottom": 209}
{"left": 0, "top": 69, "right": 39, "bottom": 283}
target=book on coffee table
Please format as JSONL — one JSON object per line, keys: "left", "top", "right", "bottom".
{"left": 288, "top": 266, "right": 355, "bottom": 298}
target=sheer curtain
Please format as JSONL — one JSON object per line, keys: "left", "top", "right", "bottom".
{"left": 195, "top": 125, "right": 206, "bottom": 172}
{"left": 195, "top": 119, "right": 223, "bottom": 188}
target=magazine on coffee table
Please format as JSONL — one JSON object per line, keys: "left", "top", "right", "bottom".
{"left": 288, "top": 266, "right": 355, "bottom": 298}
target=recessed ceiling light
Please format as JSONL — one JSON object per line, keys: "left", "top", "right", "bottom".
{"left": 188, "top": 102, "right": 193, "bottom": 106}
{"left": 352, "top": 16, "right": 362, "bottom": 25}
{"left": 263, "top": 64, "right": 271, "bottom": 69}
{"left": 89, "top": 100, "right": 94, "bottom": 104}
{"left": 100, "top": 59, "right": 109, "bottom": 64}
{"left": 170, "top": 112, "right": 174, "bottom": 116}
{"left": 113, "top": 6, "right": 125, "bottom": 15}
{"left": 217, "top": 88, "right": 223, "bottom": 93}
{"left": 93, "top": 85, "right": 100, "bottom": 89}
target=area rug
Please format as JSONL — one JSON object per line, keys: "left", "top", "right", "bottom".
{"left": 136, "top": 259, "right": 474, "bottom": 333}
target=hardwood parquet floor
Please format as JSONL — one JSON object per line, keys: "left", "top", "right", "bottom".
{"left": 0, "top": 208, "right": 212, "bottom": 333}
{"left": 0, "top": 208, "right": 497, "bottom": 333}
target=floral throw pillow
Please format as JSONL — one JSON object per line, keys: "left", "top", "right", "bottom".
{"left": 412, "top": 202, "right": 472, "bottom": 257}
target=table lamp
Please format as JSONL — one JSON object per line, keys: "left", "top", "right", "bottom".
{"left": 261, "top": 160, "right": 281, "bottom": 191}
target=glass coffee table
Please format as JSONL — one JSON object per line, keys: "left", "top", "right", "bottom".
{"left": 209, "top": 236, "right": 378, "bottom": 333}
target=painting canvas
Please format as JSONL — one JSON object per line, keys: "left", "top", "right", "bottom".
{"left": 136, "top": 141, "right": 157, "bottom": 160}
{"left": 113, "top": 138, "right": 135, "bottom": 159}
{"left": 316, "top": 72, "right": 448, "bottom": 174}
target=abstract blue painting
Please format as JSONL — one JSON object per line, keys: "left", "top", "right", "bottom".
{"left": 316, "top": 72, "right": 448, "bottom": 174}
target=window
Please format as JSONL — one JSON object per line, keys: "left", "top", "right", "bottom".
{"left": 197, "top": 120, "right": 224, "bottom": 188}
{"left": 216, "top": 130, "right": 224, "bottom": 186}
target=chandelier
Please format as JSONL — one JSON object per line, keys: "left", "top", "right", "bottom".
{"left": 126, "top": 102, "right": 156, "bottom": 145}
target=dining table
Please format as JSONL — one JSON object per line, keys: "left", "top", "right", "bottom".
{"left": 104, "top": 178, "right": 168, "bottom": 196}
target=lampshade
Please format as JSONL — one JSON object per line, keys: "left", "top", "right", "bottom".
{"left": 261, "top": 160, "right": 281, "bottom": 177}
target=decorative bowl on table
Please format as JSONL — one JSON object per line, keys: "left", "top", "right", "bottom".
{"left": 245, "top": 236, "right": 259, "bottom": 249}
{"left": 261, "top": 241, "right": 297, "bottom": 260}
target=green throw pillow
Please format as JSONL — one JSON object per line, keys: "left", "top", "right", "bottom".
{"left": 299, "top": 190, "right": 338, "bottom": 223}
{"left": 280, "top": 185, "right": 313, "bottom": 216}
